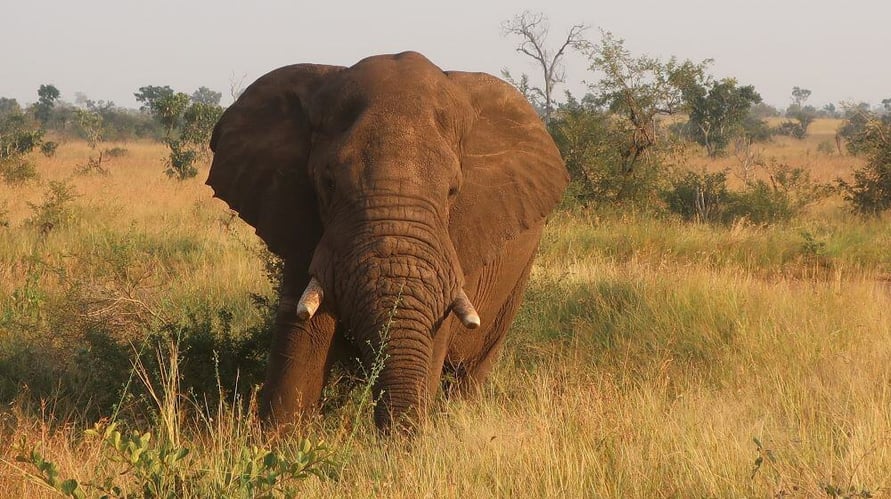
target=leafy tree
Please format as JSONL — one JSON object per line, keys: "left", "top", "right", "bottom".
{"left": 190, "top": 86, "right": 222, "bottom": 106}
{"left": 549, "top": 93, "right": 615, "bottom": 201}
{"left": 138, "top": 86, "right": 223, "bottom": 180}
{"left": 822, "top": 103, "right": 839, "bottom": 118}
{"left": 501, "top": 11, "right": 589, "bottom": 124}
{"left": 33, "top": 84, "right": 60, "bottom": 126}
{"left": 181, "top": 102, "right": 222, "bottom": 148}
{"left": 791, "top": 86, "right": 811, "bottom": 108}
{"left": 740, "top": 112, "right": 773, "bottom": 143}
{"left": 780, "top": 86, "right": 816, "bottom": 139}
{"left": 682, "top": 77, "right": 763, "bottom": 156}
{"left": 0, "top": 110, "right": 44, "bottom": 184}
{"left": 134, "top": 85, "right": 175, "bottom": 112}
{"left": 580, "top": 30, "right": 707, "bottom": 203}
{"left": 0, "top": 98, "right": 21, "bottom": 119}
{"left": 74, "top": 109, "right": 109, "bottom": 174}
{"left": 152, "top": 92, "right": 191, "bottom": 136}
{"left": 749, "top": 102, "right": 781, "bottom": 118}
{"left": 836, "top": 103, "right": 879, "bottom": 155}
{"left": 837, "top": 110, "right": 891, "bottom": 215}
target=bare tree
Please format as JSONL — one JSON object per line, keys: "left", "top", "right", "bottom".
{"left": 732, "top": 136, "right": 764, "bottom": 184}
{"left": 228, "top": 71, "right": 248, "bottom": 104}
{"left": 501, "top": 11, "right": 589, "bottom": 125}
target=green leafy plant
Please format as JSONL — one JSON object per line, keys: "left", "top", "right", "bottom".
{"left": 40, "top": 140, "right": 58, "bottom": 157}
{"left": 837, "top": 111, "right": 891, "bottom": 215}
{"left": 75, "top": 108, "right": 110, "bottom": 175}
{"left": 14, "top": 445, "right": 85, "bottom": 498}
{"left": 749, "top": 437, "right": 776, "bottom": 480}
{"left": 163, "top": 137, "right": 198, "bottom": 180}
{"left": 12, "top": 334, "right": 333, "bottom": 498}
{"left": 137, "top": 86, "right": 223, "bottom": 180}
{"left": 214, "top": 440, "right": 334, "bottom": 497}
{"left": 662, "top": 169, "right": 730, "bottom": 223}
{"left": 0, "top": 110, "right": 44, "bottom": 185}
{"left": 26, "top": 180, "right": 78, "bottom": 233}
{"left": 663, "top": 161, "right": 829, "bottom": 225}
{"left": 15, "top": 425, "right": 332, "bottom": 499}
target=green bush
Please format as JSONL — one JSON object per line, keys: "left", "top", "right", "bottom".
{"left": 164, "top": 138, "right": 198, "bottom": 180}
{"left": 550, "top": 98, "right": 670, "bottom": 209}
{"left": 26, "top": 180, "right": 78, "bottom": 232}
{"left": 816, "top": 140, "right": 836, "bottom": 156}
{"left": 725, "top": 179, "right": 795, "bottom": 223}
{"left": 0, "top": 110, "right": 45, "bottom": 185}
{"left": 40, "top": 141, "right": 58, "bottom": 157}
{"left": 773, "top": 121, "right": 808, "bottom": 139}
{"left": 662, "top": 170, "right": 730, "bottom": 223}
{"left": 105, "top": 146, "right": 128, "bottom": 158}
{"left": 15, "top": 397, "right": 332, "bottom": 498}
{"left": 0, "top": 158, "right": 39, "bottom": 185}
{"left": 663, "top": 162, "right": 828, "bottom": 225}
{"left": 137, "top": 88, "right": 223, "bottom": 180}
{"left": 837, "top": 114, "right": 891, "bottom": 215}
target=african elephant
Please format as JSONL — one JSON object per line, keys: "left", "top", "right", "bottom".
{"left": 207, "top": 51, "right": 567, "bottom": 432}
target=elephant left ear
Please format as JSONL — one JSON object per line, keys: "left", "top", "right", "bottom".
{"left": 445, "top": 71, "right": 569, "bottom": 275}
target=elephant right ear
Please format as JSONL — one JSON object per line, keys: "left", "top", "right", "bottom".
{"left": 207, "top": 64, "right": 342, "bottom": 261}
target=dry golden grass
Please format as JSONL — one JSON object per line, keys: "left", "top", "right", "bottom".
{"left": 0, "top": 141, "right": 270, "bottom": 323}
{"left": 1, "top": 136, "right": 889, "bottom": 497}
{"left": 683, "top": 119, "right": 861, "bottom": 188}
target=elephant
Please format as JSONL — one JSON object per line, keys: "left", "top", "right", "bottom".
{"left": 207, "top": 51, "right": 568, "bottom": 432}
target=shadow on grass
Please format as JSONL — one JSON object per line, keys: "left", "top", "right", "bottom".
{"left": 0, "top": 303, "right": 271, "bottom": 424}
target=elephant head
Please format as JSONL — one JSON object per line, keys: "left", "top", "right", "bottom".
{"left": 207, "top": 52, "right": 566, "bottom": 430}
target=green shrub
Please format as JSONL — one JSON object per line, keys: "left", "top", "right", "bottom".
{"left": 105, "top": 146, "right": 128, "bottom": 158}
{"left": 725, "top": 179, "right": 795, "bottom": 223}
{"left": 1, "top": 110, "right": 45, "bottom": 185}
{"left": 663, "top": 162, "right": 828, "bottom": 225}
{"left": 837, "top": 114, "right": 891, "bottom": 215}
{"left": 15, "top": 397, "right": 332, "bottom": 498}
{"left": 0, "top": 158, "right": 39, "bottom": 185}
{"left": 662, "top": 170, "right": 730, "bottom": 223}
{"left": 164, "top": 137, "right": 198, "bottom": 180}
{"left": 816, "top": 140, "right": 836, "bottom": 155}
{"left": 773, "top": 121, "right": 808, "bottom": 139}
{"left": 40, "top": 140, "right": 58, "bottom": 157}
{"left": 26, "top": 180, "right": 78, "bottom": 232}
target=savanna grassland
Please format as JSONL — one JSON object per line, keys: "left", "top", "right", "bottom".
{"left": 1, "top": 121, "right": 890, "bottom": 497}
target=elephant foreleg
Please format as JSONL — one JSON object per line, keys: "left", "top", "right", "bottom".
{"left": 455, "top": 266, "right": 531, "bottom": 396}
{"left": 261, "top": 295, "right": 337, "bottom": 426}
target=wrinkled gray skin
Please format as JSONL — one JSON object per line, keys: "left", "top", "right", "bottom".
{"left": 207, "top": 51, "right": 567, "bottom": 432}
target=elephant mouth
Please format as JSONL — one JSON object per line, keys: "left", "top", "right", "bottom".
{"left": 294, "top": 275, "right": 480, "bottom": 329}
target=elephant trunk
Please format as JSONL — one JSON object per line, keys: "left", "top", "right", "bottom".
{"left": 321, "top": 204, "right": 460, "bottom": 431}
{"left": 337, "top": 252, "right": 445, "bottom": 432}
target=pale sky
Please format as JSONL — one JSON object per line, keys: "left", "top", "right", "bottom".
{"left": 2, "top": 0, "right": 889, "bottom": 110}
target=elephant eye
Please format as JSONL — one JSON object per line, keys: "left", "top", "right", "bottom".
{"left": 448, "top": 185, "right": 459, "bottom": 198}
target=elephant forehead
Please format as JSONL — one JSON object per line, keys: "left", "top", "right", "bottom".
{"left": 338, "top": 120, "right": 462, "bottom": 179}
{"left": 309, "top": 55, "right": 473, "bottom": 136}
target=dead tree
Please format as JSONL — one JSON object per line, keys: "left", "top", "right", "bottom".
{"left": 501, "top": 11, "right": 589, "bottom": 125}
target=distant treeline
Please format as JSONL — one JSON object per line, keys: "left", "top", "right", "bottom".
{"left": 0, "top": 84, "right": 224, "bottom": 143}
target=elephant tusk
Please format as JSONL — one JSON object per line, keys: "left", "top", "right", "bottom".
{"left": 296, "top": 277, "right": 324, "bottom": 321}
{"left": 452, "top": 289, "right": 481, "bottom": 329}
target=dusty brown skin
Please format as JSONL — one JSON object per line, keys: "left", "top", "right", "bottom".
{"left": 207, "top": 52, "right": 568, "bottom": 432}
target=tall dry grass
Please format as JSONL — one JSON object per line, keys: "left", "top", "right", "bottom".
{"left": 1, "top": 128, "right": 890, "bottom": 497}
